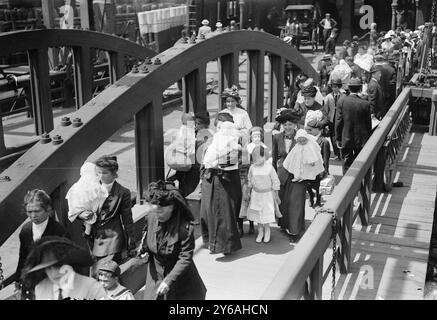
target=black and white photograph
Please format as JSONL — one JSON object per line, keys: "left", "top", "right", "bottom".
{"left": 0, "top": 0, "right": 437, "bottom": 309}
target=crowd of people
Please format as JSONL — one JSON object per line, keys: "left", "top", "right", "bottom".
{"left": 10, "top": 18, "right": 424, "bottom": 300}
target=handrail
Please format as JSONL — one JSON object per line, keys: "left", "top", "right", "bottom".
{"left": 261, "top": 87, "right": 412, "bottom": 299}
{"left": 0, "top": 29, "right": 157, "bottom": 58}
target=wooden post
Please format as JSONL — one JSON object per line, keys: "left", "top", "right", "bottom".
{"left": 268, "top": 54, "right": 284, "bottom": 122}
{"left": 108, "top": 51, "right": 125, "bottom": 84}
{"left": 247, "top": 50, "right": 265, "bottom": 126}
{"left": 429, "top": 90, "right": 437, "bottom": 136}
{"left": 28, "top": 49, "right": 54, "bottom": 135}
{"left": 359, "top": 169, "right": 371, "bottom": 226}
{"left": 79, "top": 0, "right": 94, "bottom": 30}
{"left": 0, "top": 109, "right": 6, "bottom": 156}
{"left": 41, "top": 0, "right": 59, "bottom": 69}
{"left": 391, "top": 0, "right": 398, "bottom": 31}
{"left": 339, "top": 204, "right": 352, "bottom": 274}
{"left": 134, "top": 97, "right": 165, "bottom": 202}
{"left": 218, "top": 52, "right": 239, "bottom": 110}
{"left": 72, "top": 46, "right": 93, "bottom": 108}
{"left": 182, "top": 64, "right": 207, "bottom": 114}
{"left": 309, "top": 256, "right": 323, "bottom": 300}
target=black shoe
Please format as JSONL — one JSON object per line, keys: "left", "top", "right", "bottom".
{"left": 238, "top": 227, "right": 244, "bottom": 237}
{"left": 248, "top": 223, "right": 255, "bottom": 235}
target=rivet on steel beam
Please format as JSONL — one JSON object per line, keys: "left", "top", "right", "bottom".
{"left": 40, "top": 132, "right": 51, "bottom": 144}
{"left": 140, "top": 65, "right": 149, "bottom": 73}
{"left": 0, "top": 175, "right": 11, "bottom": 182}
{"left": 52, "top": 135, "right": 63, "bottom": 145}
{"left": 131, "top": 64, "right": 139, "bottom": 73}
{"left": 154, "top": 58, "right": 162, "bottom": 65}
{"left": 72, "top": 118, "right": 83, "bottom": 127}
{"left": 145, "top": 57, "right": 152, "bottom": 64}
{"left": 61, "top": 117, "right": 71, "bottom": 126}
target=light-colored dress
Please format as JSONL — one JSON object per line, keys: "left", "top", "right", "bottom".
{"left": 247, "top": 162, "right": 280, "bottom": 224}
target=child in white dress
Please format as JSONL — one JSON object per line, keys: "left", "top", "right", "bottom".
{"left": 247, "top": 146, "right": 281, "bottom": 243}
{"left": 283, "top": 129, "right": 325, "bottom": 182}
{"left": 66, "top": 162, "right": 108, "bottom": 236}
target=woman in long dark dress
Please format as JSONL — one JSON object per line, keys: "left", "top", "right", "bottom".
{"left": 272, "top": 109, "right": 307, "bottom": 243}
{"left": 139, "top": 181, "right": 206, "bottom": 300}
{"left": 200, "top": 112, "right": 242, "bottom": 255}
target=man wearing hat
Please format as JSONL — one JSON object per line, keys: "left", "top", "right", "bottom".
{"left": 198, "top": 19, "right": 211, "bottom": 38}
{"left": 294, "top": 85, "right": 329, "bottom": 128}
{"left": 324, "top": 78, "right": 345, "bottom": 159}
{"left": 335, "top": 78, "right": 372, "bottom": 174}
{"left": 364, "top": 66, "right": 385, "bottom": 119}
{"left": 374, "top": 54, "right": 396, "bottom": 112}
{"left": 381, "top": 33, "right": 395, "bottom": 55}
{"left": 98, "top": 260, "right": 135, "bottom": 300}
{"left": 337, "top": 40, "right": 350, "bottom": 60}
{"left": 22, "top": 236, "right": 106, "bottom": 300}
{"left": 319, "top": 13, "right": 337, "bottom": 47}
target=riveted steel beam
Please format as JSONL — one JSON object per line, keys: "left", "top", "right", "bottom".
{"left": 218, "top": 52, "right": 239, "bottom": 109}
{"left": 247, "top": 50, "right": 265, "bottom": 127}
{"left": 268, "top": 54, "right": 285, "bottom": 122}
{"left": 182, "top": 64, "right": 207, "bottom": 113}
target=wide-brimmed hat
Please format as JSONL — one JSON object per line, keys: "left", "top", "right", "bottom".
{"left": 348, "top": 78, "right": 362, "bottom": 88}
{"left": 275, "top": 109, "right": 301, "bottom": 124}
{"left": 331, "top": 78, "right": 343, "bottom": 86}
{"left": 201, "top": 19, "right": 209, "bottom": 25}
{"left": 221, "top": 85, "right": 241, "bottom": 102}
{"left": 25, "top": 236, "right": 94, "bottom": 274}
{"left": 301, "top": 85, "right": 317, "bottom": 97}
{"left": 145, "top": 180, "right": 194, "bottom": 221}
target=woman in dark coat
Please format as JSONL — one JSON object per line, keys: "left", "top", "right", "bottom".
{"left": 200, "top": 112, "right": 242, "bottom": 255}
{"left": 272, "top": 109, "right": 307, "bottom": 243}
{"left": 139, "top": 181, "right": 206, "bottom": 300}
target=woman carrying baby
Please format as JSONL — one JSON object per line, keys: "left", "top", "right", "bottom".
{"left": 199, "top": 112, "right": 242, "bottom": 255}
{"left": 81, "top": 156, "right": 136, "bottom": 275}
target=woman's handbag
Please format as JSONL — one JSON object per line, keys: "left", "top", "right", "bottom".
{"left": 165, "top": 143, "right": 194, "bottom": 172}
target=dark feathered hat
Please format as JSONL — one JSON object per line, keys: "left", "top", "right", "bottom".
{"left": 144, "top": 180, "right": 194, "bottom": 221}
{"left": 275, "top": 109, "right": 301, "bottom": 124}
{"left": 301, "top": 85, "right": 317, "bottom": 97}
{"left": 221, "top": 85, "right": 241, "bottom": 102}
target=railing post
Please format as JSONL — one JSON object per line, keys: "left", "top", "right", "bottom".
{"left": 268, "top": 54, "right": 284, "bottom": 122}
{"left": 359, "top": 169, "right": 371, "bottom": 226}
{"left": 182, "top": 64, "right": 207, "bottom": 114}
{"left": 27, "top": 48, "right": 54, "bottom": 135}
{"left": 218, "top": 52, "right": 239, "bottom": 109}
{"left": 308, "top": 256, "right": 323, "bottom": 300}
{"left": 429, "top": 90, "right": 437, "bottom": 136}
{"left": 134, "top": 97, "right": 165, "bottom": 202}
{"left": 339, "top": 204, "right": 352, "bottom": 274}
{"left": 108, "top": 51, "right": 125, "bottom": 84}
{"left": 247, "top": 49, "right": 265, "bottom": 126}
{"left": 72, "top": 46, "right": 93, "bottom": 108}
{"left": 372, "top": 145, "right": 387, "bottom": 192}
{"left": 0, "top": 110, "right": 6, "bottom": 157}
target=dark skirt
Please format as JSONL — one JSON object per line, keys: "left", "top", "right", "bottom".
{"left": 200, "top": 169, "right": 242, "bottom": 254}
{"left": 278, "top": 175, "right": 306, "bottom": 236}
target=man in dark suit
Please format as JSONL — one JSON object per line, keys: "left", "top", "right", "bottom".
{"left": 373, "top": 54, "right": 396, "bottom": 113}
{"left": 365, "top": 66, "right": 385, "bottom": 119}
{"left": 15, "top": 189, "right": 69, "bottom": 299}
{"left": 335, "top": 78, "right": 372, "bottom": 174}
